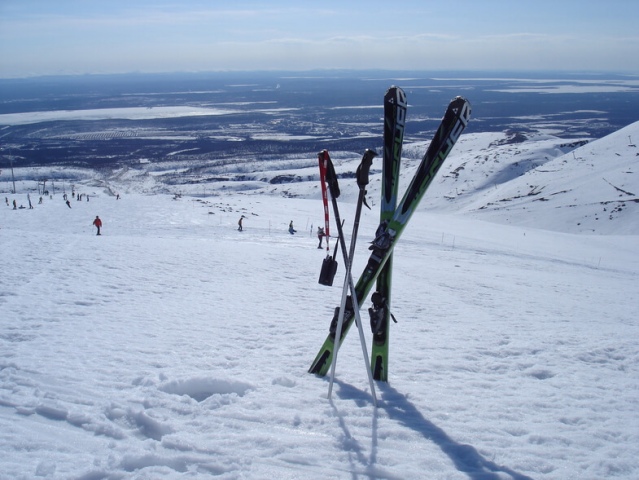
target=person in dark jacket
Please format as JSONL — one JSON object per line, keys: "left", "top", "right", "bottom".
{"left": 93, "top": 216, "right": 102, "bottom": 235}
{"left": 317, "top": 226, "right": 325, "bottom": 248}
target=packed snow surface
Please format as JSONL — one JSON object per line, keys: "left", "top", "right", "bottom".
{"left": 1, "top": 126, "right": 638, "bottom": 479}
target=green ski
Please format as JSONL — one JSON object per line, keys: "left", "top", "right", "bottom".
{"left": 370, "top": 86, "right": 407, "bottom": 381}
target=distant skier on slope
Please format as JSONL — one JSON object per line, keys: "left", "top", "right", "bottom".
{"left": 238, "top": 215, "right": 246, "bottom": 231}
{"left": 93, "top": 215, "right": 102, "bottom": 235}
{"left": 289, "top": 221, "right": 297, "bottom": 235}
{"left": 317, "top": 226, "right": 325, "bottom": 248}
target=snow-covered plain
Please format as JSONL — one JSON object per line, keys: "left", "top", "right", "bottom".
{"left": 1, "top": 124, "right": 638, "bottom": 479}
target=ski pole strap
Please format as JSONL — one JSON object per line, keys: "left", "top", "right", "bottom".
{"left": 322, "top": 150, "right": 340, "bottom": 199}
{"left": 356, "top": 149, "right": 377, "bottom": 188}
{"left": 317, "top": 151, "right": 331, "bottom": 245}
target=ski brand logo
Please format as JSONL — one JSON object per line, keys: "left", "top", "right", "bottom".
{"left": 432, "top": 100, "right": 472, "bottom": 174}
{"left": 397, "top": 97, "right": 471, "bottom": 220}
{"left": 383, "top": 87, "right": 408, "bottom": 207}
{"left": 449, "top": 101, "right": 471, "bottom": 143}
{"left": 393, "top": 91, "right": 407, "bottom": 160}
{"left": 394, "top": 89, "right": 407, "bottom": 127}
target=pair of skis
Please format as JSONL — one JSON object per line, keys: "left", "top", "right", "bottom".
{"left": 310, "top": 90, "right": 471, "bottom": 380}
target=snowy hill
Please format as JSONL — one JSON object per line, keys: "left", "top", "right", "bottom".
{"left": 363, "top": 121, "right": 638, "bottom": 234}
{"left": 445, "top": 123, "right": 639, "bottom": 234}
{"left": 1, "top": 123, "right": 638, "bottom": 479}
{"left": 7, "top": 120, "right": 638, "bottom": 235}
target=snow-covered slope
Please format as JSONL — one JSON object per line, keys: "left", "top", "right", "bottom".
{"left": 1, "top": 184, "right": 637, "bottom": 479}
{"left": 1, "top": 122, "right": 639, "bottom": 479}
{"left": 449, "top": 123, "right": 639, "bottom": 234}
{"left": 287, "top": 120, "right": 639, "bottom": 234}
{"left": 8, "top": 121, "right": 637, "bottom": 234}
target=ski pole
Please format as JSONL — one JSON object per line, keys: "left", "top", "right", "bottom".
{"left": 327, "top": 150, "right": 377, "bottom": 405}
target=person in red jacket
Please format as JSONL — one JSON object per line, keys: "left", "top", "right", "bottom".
{"left": 93, "top": 215, "right": 102, "bottom": 235}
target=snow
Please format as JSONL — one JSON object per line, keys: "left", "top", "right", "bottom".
{"left": 1, "top": 125, "right": 639, "bottom": 479}
{"left": 431, "top": 77, "right": 639, "bottom": 94}
{"left": 0, "top": 106, "right": 243, "bottom": 126}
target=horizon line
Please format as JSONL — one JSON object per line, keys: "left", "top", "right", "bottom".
{"left": 2, "top": 68, "right": 639, "bottom": 81}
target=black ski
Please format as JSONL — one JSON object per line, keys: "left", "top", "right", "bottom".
{"left": 370, "top": 86, "right": 407, "bottom": 381}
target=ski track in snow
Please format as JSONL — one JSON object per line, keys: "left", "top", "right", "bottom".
{"left": 0, "top": 186, "right": 638, "bottom": 479}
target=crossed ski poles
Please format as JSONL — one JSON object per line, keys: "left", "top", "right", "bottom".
{"left": 319, "top": 149, "right": 378, "bottom": 405}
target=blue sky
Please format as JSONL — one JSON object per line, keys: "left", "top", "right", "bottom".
{"left": 1, "top": 0, "right": 638, "bottom": 78}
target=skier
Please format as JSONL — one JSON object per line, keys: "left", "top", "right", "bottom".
{"left": 93, "top": 216, "right": 102, "bottom": 235}
{"left": 288, "top": 221, "right": 297, "bottom": 235}
{"left": 238, "top": 215, "right": 245, "bottom": 232}
{"left": 317, "top": 226, "right": 325, "bottom": 248}
{"left": 65, "top": 200, "right": 71, "bottom": 208}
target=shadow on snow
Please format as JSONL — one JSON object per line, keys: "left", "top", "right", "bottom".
{"left": 333, "top": 380, "right": 533, "bottom": 480}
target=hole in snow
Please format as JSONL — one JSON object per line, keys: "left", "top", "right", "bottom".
{"left": 528, "top": 369, "right": 555, "bottom": 380}
{"left": 159, "top": 377, "right": 254, "bottom": 402}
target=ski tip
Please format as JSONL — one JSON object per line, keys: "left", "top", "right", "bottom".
{"left": 452, "top": 96, "right": 471, "bottom": 108}
{"left": 449, "top": 96, "right": 472, "bottom": 122}
{"left": 451, "top": 95, "right": 469, "bottom": 104}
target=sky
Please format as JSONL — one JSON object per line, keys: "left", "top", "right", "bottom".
{"left": 1, "top": 0, "right": 639, "bottom": 78}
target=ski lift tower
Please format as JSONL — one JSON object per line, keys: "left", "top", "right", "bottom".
{"left": 1, "top": 149, "right": 17, "bottom": 194}
{"left": 2, "top": 136, "right": 18, "bottom": 194}
{"left": 9, "top": 156, "right": 16, "bottom": 194}
{"left": 38, "top": 179, "right": 48, "bottom": 195}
